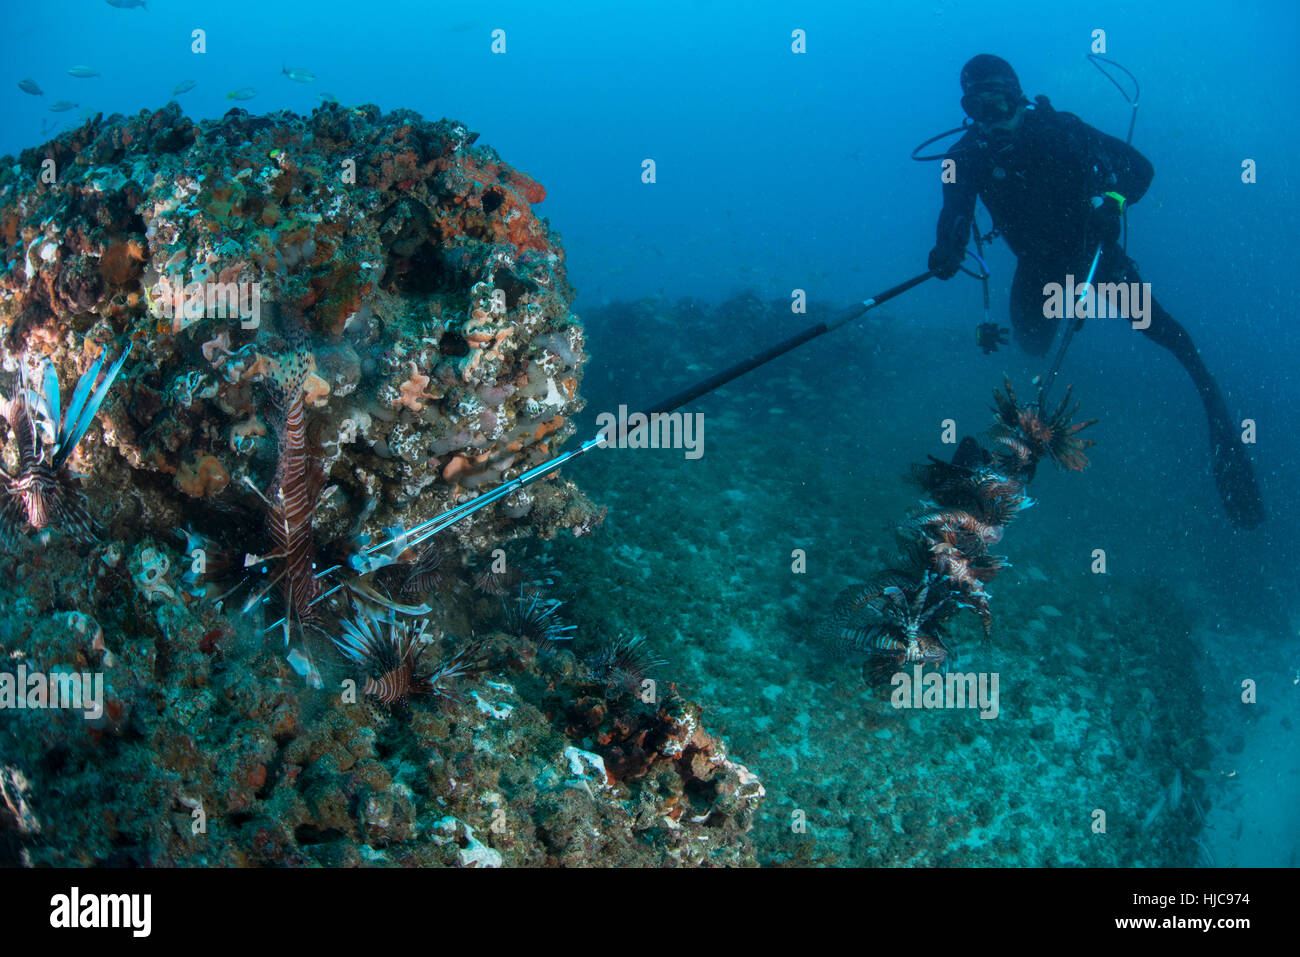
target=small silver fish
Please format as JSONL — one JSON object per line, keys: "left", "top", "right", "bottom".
{"left": 18, "top": 78, "right": 43, "bottom": 96}
{"left": 105, "top": 0, "right": 147, "bottom": 8}
{"left": 226, "top": 87, "right": 257, "bottom": 101}
{"left": 282, "top": 67, "right": 316, "bottom": 83}
{"left": 68, "top": 66, "right": 101, "bottom": 78}
{"left": 172, "top": 79, "right": 196, "bottom": 95}
{"left": 49, "top": 101, "right": 78, "bottom": 112}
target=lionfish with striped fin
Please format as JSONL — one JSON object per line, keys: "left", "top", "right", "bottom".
{"left": 819, "top": 571, "right": 958, "bottom": 669}
{"left": 234, "top": 336, "right": 325, "bottom": 645}
{"left": 503, "top": 585, "right": 576, "bottom": 647}
{"left": 400, "top": 540, "right": 449, "bottom": 600}
{"left": 331, "top": 605, "right": 488, "bottom": 706}
{"left": 909, "top": 456, "right": 1036, "bottom": 528}
{"left": 991, "top": 376, "right": 1096, "bottom": 475}
{"left": 587, "top": 633, "right": 667, "bottom": 696}
{"left": 0, "top": 347, "right": 131, "bottom": 544}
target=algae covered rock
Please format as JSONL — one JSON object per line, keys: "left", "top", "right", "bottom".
{"left": 0, "top": 105, "right": 762, "bottom": 868}
{"left": 0, "top": 101, "right": 600, "bottom": 562}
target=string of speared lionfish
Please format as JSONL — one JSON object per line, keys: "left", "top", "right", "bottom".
{"left": 818, "top": 376, "right": 1095, "bottom": 676}
{"left": 181, "top": 323, "right": 479, "bottom": 703}
{"left": 0, "top": 345, "right": 132, "bottom": 546}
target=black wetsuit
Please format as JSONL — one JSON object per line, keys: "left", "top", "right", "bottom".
{"left": 933, "top": 99, "right": 1265, "bottom": 528}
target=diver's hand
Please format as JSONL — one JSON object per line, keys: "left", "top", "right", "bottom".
{"left": 976, "top": 322, "right": 1009, "bottom": 354}
{"left": 1087, "top": 194, "right": 1123, "bottom": 246}
{"left": 928, "top": 245, "right": 962, "bottom": 280}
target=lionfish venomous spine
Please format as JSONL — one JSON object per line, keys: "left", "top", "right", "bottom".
{"left": 332, "top": 607, "right": 486, "bottom": 706}
{"left": 0, "top": 347, "right": 131, "bottom": 544}
{"left": 235, "top": 341, "right": 326, "bottom": 643}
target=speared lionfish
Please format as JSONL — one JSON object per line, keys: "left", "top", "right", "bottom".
{"left": 821, "top": 377, "right": 1096, "bottom": 677}
{"left": 991, "top": 376, "right": 1096, "bottom": 475}
{"left": 331, "top": 604, "right": 487, "bottom": 706}
{"left": 898, "top": 456, "right": 1034, "bottom": 636}
{"left": 820, "top": 571, "right": 958, "bottom": 668}
{"left": 0, "top": 347, "right": 131, "bottom": 544}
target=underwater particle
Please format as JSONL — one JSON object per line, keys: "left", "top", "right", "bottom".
{"left": 501, "top": 587, "right": 575, "bottom": 646}
{"left": 587, "top": 633, "right": 666, "bottom": 695}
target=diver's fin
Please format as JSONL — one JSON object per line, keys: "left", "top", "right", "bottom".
{"left": 1211, "top": 434, "right": 1266, "bottom": 529}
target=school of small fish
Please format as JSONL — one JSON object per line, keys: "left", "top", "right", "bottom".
{"left": 15, "top": 23, "right": 322, "bottom": 123}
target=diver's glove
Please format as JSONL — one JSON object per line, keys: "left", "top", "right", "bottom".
{"left": 928, "top": 245, "right": 963, "bottom": 280}
{"left": 976, "top": 322, "right": 1009, "bottom": 354}
{"left": 1087, "top": 192, "right": 1124, "bottom": 246}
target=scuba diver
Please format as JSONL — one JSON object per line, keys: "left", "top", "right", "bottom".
{"left": 927, "top": 54, "right": 1265, "bottom": 529}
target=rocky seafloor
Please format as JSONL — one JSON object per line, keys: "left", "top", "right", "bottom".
{"left": 551, "top": 295, "right": 1226, "bottom": 867}
{"left": 0, "top": 105, "right": 761, "bottom": 866}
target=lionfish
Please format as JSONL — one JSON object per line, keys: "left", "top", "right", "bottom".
{"left": 587, "top": 633, "right": 667, "bottom": 695}
{"left": 502, "top": 586, "right": 576, "bottom": 646}
{"left": 909, "top": 456, "right": 1035, "bottom": 529}
{"left": 0, "top": 347, "right": 131, "bottom": 544}
{"left": 331, "top": 606, "right": 487, "bottom": 706}
{"left": 400, "top": 540, "right": 449, "bottom": 600}
{"left": 991, "top": 376, "right": 1096, "bottom": 474}
{"left": 822, "top": 377, "right": 1097, "bottom": 679}
{"left": 820, "top": 571, "right": 958, "bottom": 668}
{"left": 218, "top": 339, "right": 328, "bottom": 645}
{"left": 185, "top": 326, "right": 331, "bottom": 649}
{"left": 472, "top": 552, "right": 558, "bottom": 599}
